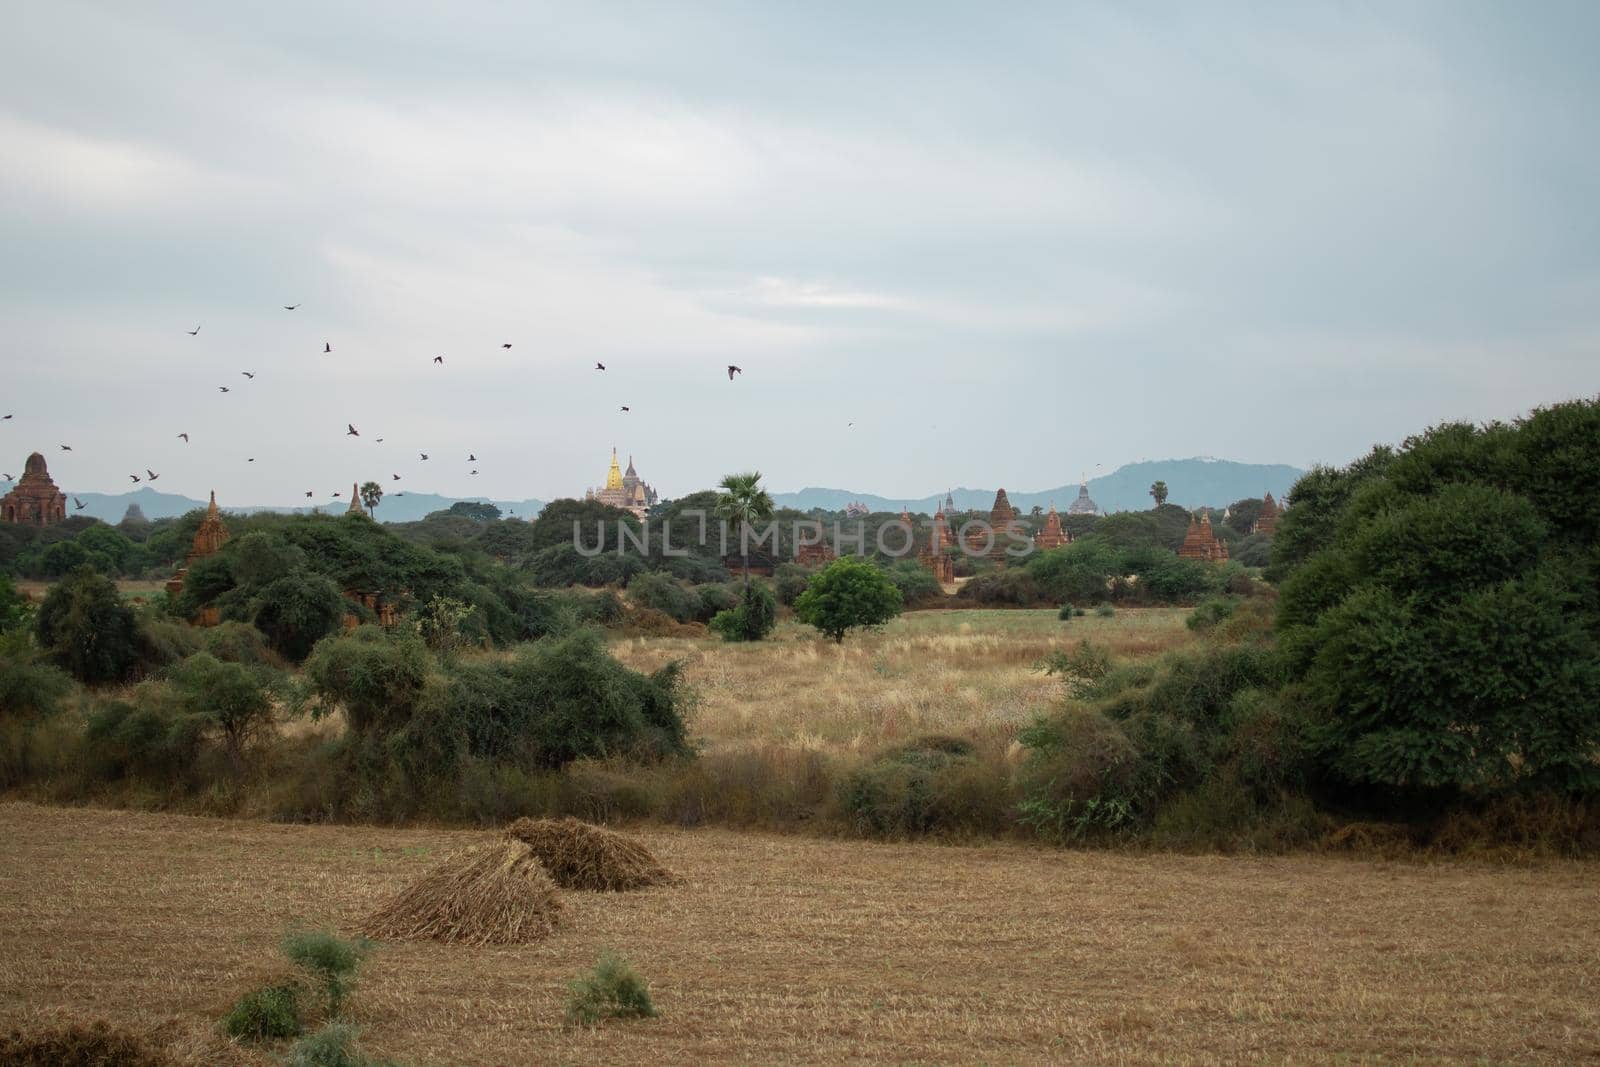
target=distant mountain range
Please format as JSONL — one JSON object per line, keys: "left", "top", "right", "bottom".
{"left": 51, "top": 458, "right": 1299, "bottom": 525}
{"left": 770, "top": 459, "right": 1305, "bottom": 515}
{"left": 58, "top": 486, "right": 546, "bottom": 525}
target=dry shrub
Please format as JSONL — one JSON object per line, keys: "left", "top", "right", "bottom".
{"left": 1321, "top": 821, "right": 1418, "bottom": 858}
{"left": 505, "top": 816, "right": 676, "bottom": 891}
{"left": 0, "top": 1019, "right": 172, "bottom": 1067}
{"left": 616, "top": 608, "right": 704, "bottom": 639}
{"left": 1424, "top": 794, "right": 1599, "bottom": 860}
{"left": 362, "top": 839, "right": 561, "bottom": 945}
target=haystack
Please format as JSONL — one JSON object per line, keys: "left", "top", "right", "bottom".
{"left": 0, "top": 1020, "right": 172, "bottom": 1067}
{"left": 362, "top": 839, "right": 561, "bottom": 946}
{"left": 504, "top": 817, "right": 676, "bottom": 891}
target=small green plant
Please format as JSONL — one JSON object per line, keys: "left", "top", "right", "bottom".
{"left": 1057, "top": 603, "right": 1074, "bottom": 621}
{"left": 223, "top": 982, "right": 303, "bottom": 1042}
{"left": 1036, "top": 639, "right": 1113, "bottom": 697}
{"left": 565, "top": 951, "right": 657, "bottom": 1025}
{"left": 1094, "top": 603, "right": 1116, "bottom": 617}
{"left": 288, "top": 1022, "right": 397, "bottom": 1067}
{"left": 281, "top": 930, "right": 372, "bottom": 1016}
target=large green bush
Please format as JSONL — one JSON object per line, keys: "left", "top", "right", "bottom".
{"left": 1275, "top": 401, "right": 1600, "bottom": 794}
{"left": 35, "top": 566, "right": 142, "bottom": 684}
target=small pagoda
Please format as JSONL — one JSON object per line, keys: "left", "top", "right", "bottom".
{"left": 1033, "top": 502, "right": 1071, "bottom": 550}
{"left": 1253, "top": 492, "right": 1281, "bottom": 537}
{"left": 0, "top": 452, "right": 68, "bottom": 527}
{"left": 795, "top": 530, "right": 836, "bottom": 567}
{"left": 166, "top": 492, "right": 232, "bottom": 621}
{"left": 920, "top": 504, "right": 955, "bottom": 584}
{"left": 1177, "top": 512, "right": 1229, "bottom": 562}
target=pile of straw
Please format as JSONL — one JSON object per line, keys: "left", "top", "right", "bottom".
{"left": 362, "top": 840, "right": 561, "bottom": 946}
{"left": 504, "top": 817, "right": 676, "bottom": 891}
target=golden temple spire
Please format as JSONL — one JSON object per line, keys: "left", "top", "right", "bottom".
{"left": 605, "top": 447, "right": 624, "bottom": 491}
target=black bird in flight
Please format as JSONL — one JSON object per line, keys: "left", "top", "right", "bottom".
{"left": 59, "top": 445, "right": 71, "bottom": 451}
{"left": 433, "top": 355, "right": 444, "bottom": 364}
{"left": 419, "top": 452, "right": 429, "bottom": 460}
{"left": 247, "top": 458, "right": 255, "bottom": 463}
{"left": 501, "top": 343, "right": 512, "bottom": 349}
{"left": 219, "top": 386, "right": 230, "bottom": 393}
{"left": 284, "top": 303, "right": 300, "bottom": 310}
{"left": 391, "top": 474, "right": 400, "bottom": 481}
{"left": 304, "top": 491, "right": 313, "bottom": 498}
{"left": 242, "top": 371, "right": 255, "bottom": 379}
{"left": 346, "top": 424, "right": 359, "bottom": 437}
{"left": 146, "top": 470, "right": 158, "bottom": 481}
{"left": 375, "top": 437, "right": 384, "bottom": 443}
{"left": 177, "top": 433, "right": 189, "bottom": 442}
{"left": 468, "top": 453, "right": 476, "bottom": 462}
{"left": 187, "top": 326, "right": 201, "bottom": 336}
{"left": 395, "top": 492, "right": 405, "bottom": 498}
{"left": 470, "top": 470, "right": 478, "bottom": 476}
{"left": 728, "top": 365, "right": 742, "bottom": 379}
{"left": 324, "top": 342, "right": 331, "bottom": 354}
{"left": 595, "top": 362, "right": 606, "bottom": 371}
{"left": 128, "top": 474, "right": 140, "bottom": 483}
{"left": 332, "top": 491, "right": 341, "bottom": 497}
{"left": 620, "top": 405, "right": 630, "bottom": 412}
{"left": 2, "top": 415, "right": 10, "bottom": 419}
{"left": 73, "top": 497, "right": 85, "bottom": 510}
{"left": 1, "top": 474, "right": 11, "bottom": 482}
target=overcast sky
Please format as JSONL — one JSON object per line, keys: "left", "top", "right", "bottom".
{"left": 3, "top": 1, "right": 1597, "bottom": 505}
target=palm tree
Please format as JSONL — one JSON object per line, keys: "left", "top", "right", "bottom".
{"left": 715, "top": 470, "right": 775, "bottom": 589}
{"left": 360, "top": 481, "right": 384, "bottom": 518}
{"left": 1149, "top": 480, "right": 1168, "bottom": 508}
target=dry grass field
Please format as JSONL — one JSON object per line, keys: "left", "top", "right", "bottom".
{"left": 610, "top": 609, "right": 1192, "bottom": 754}
{"left": 2, "top": 802, "right": 1596, "bottom": 1065}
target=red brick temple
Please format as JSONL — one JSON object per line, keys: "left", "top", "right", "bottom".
{"left": 1253, "top": 492, "right": 1281, "bottom": 537}
{"left": 1033, "top": 502, "right": 1071, "bottom": 550}
{"left": 166, "top": 492, "right": 233, "bottom": 622}
{"left": 1177, "top": 512, "right": 1229, "bottom": 562}
{"left": 0, "top": 453, "right": 68, "bottom": 526}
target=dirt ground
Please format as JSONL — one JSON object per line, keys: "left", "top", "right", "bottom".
{"left": 1, "top": 803, "right": 1595, "bottom": 1065}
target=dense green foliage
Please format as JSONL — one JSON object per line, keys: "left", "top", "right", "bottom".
{"left": 959, "top": 537, "right": 1226, "bottom": 608}
{"left": 794, "top": 557, "right": 903, "bottom": 642}
{"left": 708, "top": 580, "right": 777, "bottom": 642}
{"left": 35, "top": 566, "right": 142, "bottom": 684}
{"left": 1273, "top": 400, "right": 1600, "bottom": 795}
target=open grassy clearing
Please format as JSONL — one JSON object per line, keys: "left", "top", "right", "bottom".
{"left": 1, "top": 802, "right": 1595, "bottom": 1065}
{"left": 609, "top": 608, "right": 1192, "bottom": 754}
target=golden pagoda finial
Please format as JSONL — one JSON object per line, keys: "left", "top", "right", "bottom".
{"left": 605, "top": 447, "right": 624, "bottom": 491}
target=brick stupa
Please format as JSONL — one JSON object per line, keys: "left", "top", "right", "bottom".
{"left": 965, "top": 488, "right": 1020, "bottom": 559}
{"left": 1177, "top": 512, "right": 1229, "bottom": 562}
{"left": 0, "top": 452, "right": 68, "bottom": 527}
{"left": 1253, "top": 492, "right": 1280, "bottom": 537}
{"left": 920, "top": 504, "right": 955, "bottom": 584}
{"left": 1034, "top": 502, "right": 1070, "bottom": 550}
{"left": 166, "top": 492, "right": 232, "bottom": 615}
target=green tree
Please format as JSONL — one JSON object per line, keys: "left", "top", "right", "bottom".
{"left": 34, "top": 566, "right": 141, "bottom": 684}
{"left": 714, "top": 471, "right": 775, "bottom": 590}
{"left": 447, "top": 500, "right": 502, "bottom": 522}
{"left": 249, "top": 572, "right": 346, "bottom": 662}
{"left": 1149, "top": 481, "right": 1169, "bottom": 508}
{"left": 360, "top": 481, "right": 384, "bottom": 518}
{"left": 168, "top": 652, "right": 280, "bottom": 772}
{"left": 793, "top": 556, "right": 903, "bottom": 642}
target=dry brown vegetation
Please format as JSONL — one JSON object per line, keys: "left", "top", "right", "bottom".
{"left": 2, "top": 802, "right": 1597, "bottom": 1065}
{"left": 505, "top": 817, "right": 676, "bottom": 891}
{"left": 611, "top": 608, "right": 1193, "bottom": 755}
{"left": 362, "top": 839, "right": 562, "bottom": 947}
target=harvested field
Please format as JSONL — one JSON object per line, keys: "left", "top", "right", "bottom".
{"left": 2, "top": 803, "right": 1597, "bottom": 1065}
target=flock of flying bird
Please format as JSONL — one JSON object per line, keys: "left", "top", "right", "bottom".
{"left": 4, "top": 304, "right": 748, "bottom": 512}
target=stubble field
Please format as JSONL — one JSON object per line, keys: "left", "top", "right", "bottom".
{"left": 2, "top": 801, "right": 1596, "bottom": 1065}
